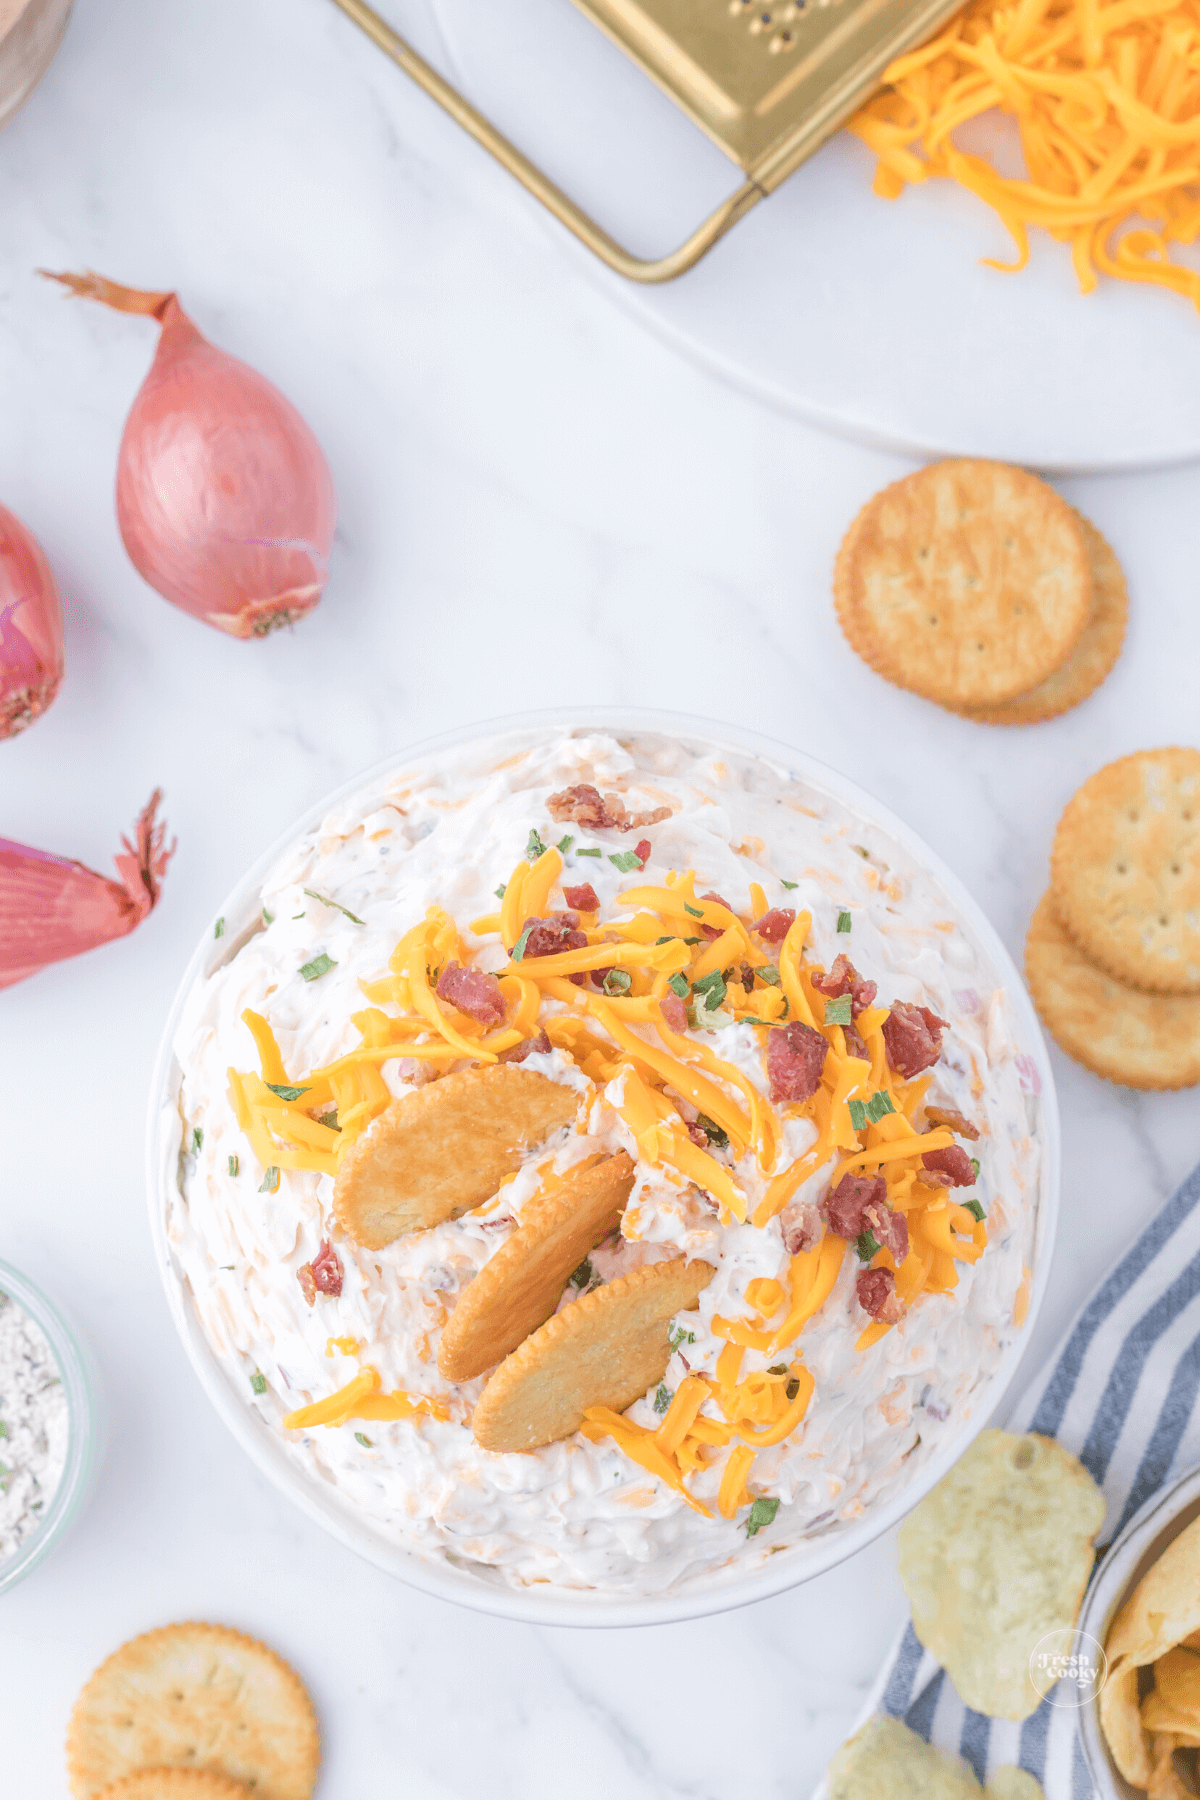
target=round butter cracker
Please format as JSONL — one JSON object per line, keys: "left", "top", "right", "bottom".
{"left": 471, "top": 1256, "right": 713, "bottom": 1453}
{"left": 67, "top": 1623, "right": 319, "bottom": 1800}
{"left": 1026, "top": 891, "right": 1200, "bottom": 1090}
{"left": 93, "top": 1775, "right": 252, "bottom": 1800}
{"left": 834, "top": 459, "right": 1091, "bottom": 708}
{"left": 1051, "top": 747, "right": 1200, "bottom": 994}
{"left": 960, "top": 514, "right": 1126, "bottom": 724}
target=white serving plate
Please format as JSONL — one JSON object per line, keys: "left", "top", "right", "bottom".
{"left": 421, "top": 0, "right": 1200, "bottom": 473}
{"left": 147, "top": 707, "right": 1059, "bottom": 1627}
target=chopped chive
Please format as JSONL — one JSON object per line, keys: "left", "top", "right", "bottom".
{"left": 780, "top": 880, "right": 799, "bottom": 891}
{"left": 746, "top": 1496, "right": 780, "bottom": 1537}
{"left": 608, "top": 850, "right": 643, "bottom": 873}
{"left": 265, "top": 1082, "right": 310, "bottom": 1102}
{"left": 837, "top": 910, "right": 852, "bottom": 933}
{"left": 667, "top": 973, "right": 690, "bottom": 997}
{"left": 557, "top": 834, "right": 574, "bottom": 853}
{"left": 511, "top": 924, "right": 534, "bottom": 963}
{"left": 354, "top": 1431, "right": 373, "bottom": 1447}
{"left": 963, "top": 1199, "right": 986, "bottom": 1222}
{"left": 577, "top": 847, "right": 602, "bottom": 857}
{"left": 303, "top": 888, "right": 365, "bottom": 925}
{"left": 855, "top": 1228, "right": 881, "bottom": 1262}
{"left": 852, "top": 845, "right": 870, "bottom": 860}
{"left": 848, "top": 1098, "right": 868, "bottom": 1133}
{"left": 683, "top": 936, "right": 702, "bottom": 945}
{"left": 970, "top": 1157, "right": 981, "bottom": 1179}
{"left": 525, "top": 828, "right": 547, "bottom": 861}
{"left": 695, "top": 1113, "right": 729, "bottom": 1149}
{"left": 250, "top": 1371, "right": 268, "bottom": 1395}
{"left": 494, "top": 883, "right": 507, "bottom": 899}
{"left": 756, "top": 965, "right": 782, "bottom": 986}
{"left": 228, "top": 1155, "right": 239, "bottom": 1177}
{"left": 261, "top": 907, "right": 274, "bottom": 926}
{"left": 0, "top": 1422, "right": 9, "bottom": 1439}
{"left": 786, "top": 1378, "right": 800, "bottom": 1400}
{"left": 319, "top": 1108, "right": 340, "bottom": 1132}
{"left": 683, "top": 902, "right": 704, "bottom": 918}
{"left": 299, "top": 953, "right": 336, "bottom": 981}
{"left": 823, "top": 994, "right": 853, "bottom": 1026}
{"left": 741, "top": 1016, "right": 774, "bottom": 1027}
{"left": 214, "top": 917, "right": 224, "bottom": 939}
{"left": 767, "top": 1363, "right": 788, "bottom": 1375}
{"left": 865, "top": 1090, "right": 896, "bottom": 1123}
{"left": 292, "top": 913, "right": 306, "bottom": 920}
{"left": 258, "top": 1166, "right": 280, "bottom": 1194}
{"left": 192, "top": 1126, "right": 203, "bottom": 1152}
{"left": 569, "top": 1258, "right": 594, "bottom": 1289}
{"left": 653, "top": 1384, "right": 672, "bottom": 1414}
{"left": 602, "top": 969, "right": 632, "bottom": 995}
{"left": 668, "top": 1326, "right": 695, "bottom": 1352}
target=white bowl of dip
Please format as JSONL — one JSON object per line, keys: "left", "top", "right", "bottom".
{"left": 146, "top": 708, "right": 1059, "bottom": 1625}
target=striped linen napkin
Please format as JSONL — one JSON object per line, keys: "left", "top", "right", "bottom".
{"left": 842, "top": 1157, "right": 1200, "bottom": 1799}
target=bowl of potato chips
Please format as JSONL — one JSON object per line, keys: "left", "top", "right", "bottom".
{"left": 1081, "top": 1460, "right": 1200, "bottom": 1798}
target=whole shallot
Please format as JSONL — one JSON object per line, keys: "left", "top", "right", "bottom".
{"left": 0, "top": 792, "right": 174, "bottom": 988}
{"left": 43, "top": 271, "right": 336, "bottom": 639}
{"left": 0, "top": 503, "right": 64, "bottom": 739}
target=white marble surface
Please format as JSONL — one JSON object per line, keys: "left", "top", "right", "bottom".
{"left": 1, "top": 0, "right": 1198, "bottom": 1794}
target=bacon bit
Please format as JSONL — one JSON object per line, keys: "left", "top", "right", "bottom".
{"left": 500, "top": 1028, "right": 552, "bottom": 1064}
{"left": 780, "top": 1194, "right": 822, "bottom": 1254}
{"left": 698, "top": 891, "right": 733, "bottom": 941}
{"left": 296, "top": 1262, "right": 317, "bottom": 1306}
{"left": 522, "top": 913, "right": 586, "bottom": 957}
{"left": 924, "top": 1105, "right": 980, "bottom": 1140}
{"left": 687, "top": 1121, "right": 709, "bottom": 1149}
{"left": 633, "top": 839, "right": 652, "bottom": 866}
{"left": 843, "top": 1023, "right": 869, "bottom": 1062}
{"left": 824, "top": 1171, "right": 887, "bottom": 1239}
{"left": 660, "top": 992, "right": 689, "bottom": 1033}
{"left": 311, "top": 1239, "right": 344, "bottom": 1296}
{"left": 865, "top": 1200, "right": 909, "bottom": 1265}
{"left": 740, "top": 965, "right": 755, "bottom": 992}
{"left": 562, "top": 882, "right": 600, "bottom": 912}
{"left": 436, "top": 960, "right": 507, "bottom": 1026}
{"left": 754, "top": 907, "right": 795, "bottom": 944}
{"left": 590, "top": 965, "right": 617, "bottom": 990}
{"left": 857, "top": 1267, "right": 904, "bottom": 1322}
{"left": 882, "top": 1000, "right": 948, "bottom": 1079}
{"left": 766, "top": 1020, "right": 828, "bottom": 1103}
{"left": 921, "top": 1145, "right": 977, "bottom": 1187}
{"left": 811, "top": 954, "right": 878, "bottom": 1017}
{"left": 546, "top": 783, "right": 671, "bottom": 833}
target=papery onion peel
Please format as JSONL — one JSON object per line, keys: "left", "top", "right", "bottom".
{"left": 0, "top": 502, "right": 64, "bottom": 740}
{"left": 0, "top": 791, "right": 175, "bottom": 989}
{"left": 41, "top": 270, "right": 337, "bottom": 639}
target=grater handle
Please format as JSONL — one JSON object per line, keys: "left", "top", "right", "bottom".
{"left": 328, "top": 0, "right": 765, "bottom": 284}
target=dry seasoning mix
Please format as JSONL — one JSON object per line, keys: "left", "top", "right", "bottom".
{"left": 170, "top": 731, "right": 1039, "bottom": 1594}
{"left": 0, "top": 1287, "right": 67, "bottom": 1563}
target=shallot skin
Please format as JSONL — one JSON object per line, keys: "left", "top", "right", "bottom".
{"left": 0, "top": 503, "right": 64, "bottom": 739}
{"left": 0, "top": 791, "right": 174, "bottom": 988}
{"left": 45, "top": 273, "right": 336, "bottom": 639}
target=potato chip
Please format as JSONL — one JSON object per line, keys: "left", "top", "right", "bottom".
{"left": 1101, "top": 1660, "right": 1155, "bottom": 1787}
{"left": 897, "top": 1430, "right": 1106, "bottom": 1720}
{"left": 1106, "top": 1516, "right": 1200, "bottom": 1675}
{"left": 826, "top": 1714, "right": 984, "bottom": 1798}
{"left": 985, "top": 1770, "right": 1046, "bottom": 1800}
{"left": 333, "top": 1065, "right": 579, "bottom": 1249}
{"left": 470, "top": 1256, "right": 712, "bottom": 1453}
{"left": 438, "top": 1152, "right": 635, "bottom": 1382}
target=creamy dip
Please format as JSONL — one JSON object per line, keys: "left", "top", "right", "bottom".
{"left": 167, "top": 727, "right": 1040, "bottom": 1594}
{"left": 0, "top": 1286, "right": 67, "bottom": 1563}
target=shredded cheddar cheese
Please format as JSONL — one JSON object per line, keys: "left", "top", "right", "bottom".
{"left": 849, "top": 0, "right": 1200, "bottom": 312}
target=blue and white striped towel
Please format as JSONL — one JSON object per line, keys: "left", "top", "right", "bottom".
{"left": 861, "top": 1158, "right": 1200, "bottom": 1799}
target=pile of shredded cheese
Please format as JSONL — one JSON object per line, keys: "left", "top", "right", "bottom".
{"left": 848, "top": 0, "right": 1200, "bottom": 310}
{"left": 231, "top": 842, "right": 987, "bottom": 1524}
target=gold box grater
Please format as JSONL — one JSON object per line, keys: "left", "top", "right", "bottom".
{"left": 329, "top": 0, "right": 965, "bottom": 282}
